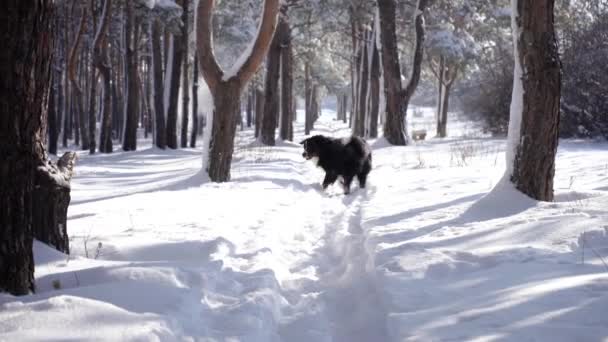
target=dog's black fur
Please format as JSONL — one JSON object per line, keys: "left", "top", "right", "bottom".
{"left": 300, "top": 135, "right": 372, "bottom": 194}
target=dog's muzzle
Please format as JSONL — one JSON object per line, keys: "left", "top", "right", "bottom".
{"left": 302, "top": 152, "right": 312, "bottom": 160}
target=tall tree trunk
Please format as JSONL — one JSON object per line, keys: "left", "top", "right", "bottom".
{"left": 190, "top": 52, "right": 199, "bottom": 147}
{"left": 261, "top": 15, "right": 283, "bottom": 146}
{"left": 507, "top": 0, "right": 561, "bottom": 201}
{"left": 280, "top": 18, "right": 293, "bottom": 142}
{"left": 96, "top": 0, "right": 113, "bottom": 153}
{"left": 123, "top": 2, "right": 140, "bottom": 151}
{"left": 378, "top": 0, "right": 427, "bottom": 145}
{"left": 180, "top": 0, "right": 190, "bottom": 148}
{"left": 152, "top": 20, "right": 167, "bottom": 149}
{"left": 0, "top": 0, "right": 75, "bottom": 295}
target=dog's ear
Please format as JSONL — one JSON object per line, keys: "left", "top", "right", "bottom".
{"left": 299, "top": 138, "right": 308, "bottom": 145}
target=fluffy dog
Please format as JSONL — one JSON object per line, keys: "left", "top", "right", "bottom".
{"left": 300, "top": 135, "right": 372, "bottom": 194}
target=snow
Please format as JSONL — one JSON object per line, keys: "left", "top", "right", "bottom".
{"left": 1, "top": 108, "right": 608, "bottom": 341}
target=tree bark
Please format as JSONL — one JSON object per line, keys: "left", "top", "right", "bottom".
{"left": 509, "top": 0, "right": 561, "bottom": 201}
{"left": 123, "top": 1, "right": 140, "bottom": 151}
{"left": 180, "top": 0, "right": 190, "bottom": 148}
{"left": 207, "top": 81, "right": 241, "bottom": 181}
{"left": 0, "top": 0, "right": 76, "bottom": 295}
{"left": 378, "top": 0, "right": 427, "bottom": 145}
{"left": 197, "top": 0, "right": 280, "bottom": 182}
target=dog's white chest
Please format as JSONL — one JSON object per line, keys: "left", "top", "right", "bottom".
{"left": 310, "top": 156, "right": 320, "bottom": 167}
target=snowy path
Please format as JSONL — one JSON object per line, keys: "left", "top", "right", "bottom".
{"left": 279, "top": 189, "right": 389, "bottom": 342}
{"left": 2, "top": 109, "right": 608, "bottom": 341}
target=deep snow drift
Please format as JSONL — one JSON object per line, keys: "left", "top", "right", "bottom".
{"left": 1, "top": 108, "right": 607, "bottom": 341}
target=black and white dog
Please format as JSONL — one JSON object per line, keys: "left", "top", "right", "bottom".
{"left": 300, "top": 135, "right": 372, "bottom": 194}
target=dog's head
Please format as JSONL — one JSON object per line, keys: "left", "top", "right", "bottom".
{"left": 300, "top": 135, "right": 331, "bottom": 160}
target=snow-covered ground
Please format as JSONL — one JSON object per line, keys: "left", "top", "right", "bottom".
{"left": 1, "top": 108, "right": 608, "bottom": 341}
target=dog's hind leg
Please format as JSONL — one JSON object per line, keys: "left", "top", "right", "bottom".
{"left": 357, "top": 172, "right": 368, "bottom": 188}
{"left": 357, "top": 157, "right": 372, "bottom": 188}
{"left": 322, "top": 172, "right": 338, "bottom": 189}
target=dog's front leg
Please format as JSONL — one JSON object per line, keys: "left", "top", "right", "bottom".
{"left": 322, "top": 172, "right": 338, "bottom": 190}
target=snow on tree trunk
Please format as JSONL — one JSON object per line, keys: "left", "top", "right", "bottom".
{"left": 197, "top": 0, "right": 280, "bottom": 182}
{"left": 505, "top": 0, "right": 561, "bottom": 201}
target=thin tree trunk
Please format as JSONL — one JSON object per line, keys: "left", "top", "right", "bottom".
{"left": 152, "top": 20, "right": 167, "bottom": 149}
{"left": 255, "top": 88, "right": 264, "bottom": 138}
{"left": 304, "top": 62, "right": 312, "bottom": 135}
{"left": 123, "top": 1, "right": 140, "bottom": 151}
{"left": 435, "top": 56, "right": 445, "bottom": 137}
{"left": 180, "top": 0, "right": 190, "bottom": 148}
{"left": 68, "top": 7, "right": 89, "bottom": 150}
{"left": 280, "top": 21, "right": 293, "bottom": 142}
{"left": 261, "top": 16, "right": 283, "bottom": 146}
{"left": 369, "top": 33, "right": 380, "bottom": 138}
{"left": 246, "top": 85, "right": 253, "bottom": 128}
{"left": 88, "top": 0, "right": 98, "bottom": 154}
{"left": 438, "top": 83, "right": 451, "bottom": 138}
{"left": 190, "top": 52, "right": 199, "bottom": 147}
{"left": 166, "top": 33, "right": 184, "bottom": 149}
{"left": 96, "top": 0, "right": 114, "bottom": 153}
{"left": 355, "top": 29, "right": 369, "bottom": 137}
